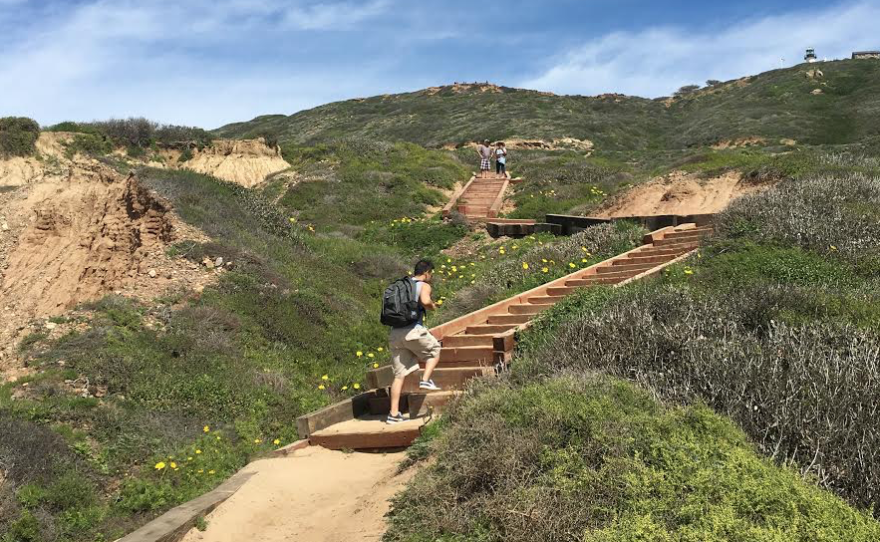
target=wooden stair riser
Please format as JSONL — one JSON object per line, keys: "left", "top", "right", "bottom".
{"left": 442, "top": 334, "right": 495, "bottom": 348}
{"left": 546, "top": 286, "right": 580, "bottom": 297}
{"left": 595, "top": 263, "right": 658, "bottom": 274}
{"left": 466, "top": 324, "right": 519, "bottom": 335}
{"left": 508, "top": 304, "right": 549, "bottom": 315}
{"left": 614, "top": 255, "right": 676, "bottom": 265}
{"left": 487, "top": 314, "right": 533, "bottom": 325}
{"left": 439, "top": 346, "right": 495, "bottom": 363}
{"left": 528, "top": 295, "right": 565, "bottom": 305}
{"left": 566, "top": 277, "right": 627, "bottom": 287}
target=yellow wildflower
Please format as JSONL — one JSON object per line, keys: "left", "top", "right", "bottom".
{"left": 356, "top": 351, "right": 363, "bottom": 357}
{"left": 341, "top": 386, "right": 349, "bottom": 391}
{"left": 195, "top": 449, "right": 202, "bottom": 455}
{"left": 830, "top": 245, "right": 838, "bottom": 251}
{"left": 522, "top": 262, "right": 529, "bottom": 270}
{"left": 198, "top": 469, "right": 204, "bottom": 474}
{"left": 542, "top": 259, "right": 548, "bottom": 263}
{"left": 373, "top": 363, "right": 379, "bottom": 369}
{"left": 377, "top": 347, "right": 384, "bottom": 352}
{"left": 170, "top": 462, "right": 177, "bottom": 469}
{"left": 155, "top": 462, "right": 166, "bottom": 470}
{"left": 254, "top": 439, "right": 262, "bottom": 444}
{"left": 318, "top": 384, "right": 326, "bottom": 390}
{"left": 582, "top": 258, "right": 588, "bottom": 263}
{"left": 353, "top": 383, "right": 361, "bottom": 390}
{"left": 569, "top": 263, "right": 576, "bottom": 269}
{"left": 447, "top": 258, "right": 452, "bottom": 263}
{"left": 209, "top": 470, "right": 216, "bottom": 475}
{"left": 187, "top": 457, "right": 193, "bottom": 461}
{"left": 203, "top": 425, "right": 210, "bottom": 433}
{"left": 436, "top": 300, "right": 443, "bottom": 306}
{"left": 274, "top": 439, "right": 281, "bottom": 446}
{"left": 542, "top": 267, "right": 549, "bottom": 273}
{"left": 321, "top": 374, "right": 329, "bottom": 381}
{"left": 499, "top": 249, "right": 506, "bottom": 255}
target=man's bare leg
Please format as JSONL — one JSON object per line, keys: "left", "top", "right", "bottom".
{"left": 421, "top": 355, "right": 440, "bottom": 383}
{"left": 389, "top": 376, "right": 405, "bottom": 416}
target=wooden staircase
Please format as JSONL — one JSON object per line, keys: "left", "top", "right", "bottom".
{"left": 298, "top": 224, "right": 713, "bottom": 450}
{"left": 442, "top": 173, "right": 514, "bottom": 220}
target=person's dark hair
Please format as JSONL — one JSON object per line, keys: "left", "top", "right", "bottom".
{"left": 414, "top": 259, "right": 434, "bottom": 276}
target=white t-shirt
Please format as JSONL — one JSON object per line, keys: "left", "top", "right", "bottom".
{"left": 496, "top": 148, "right": 507, "bottom": 164}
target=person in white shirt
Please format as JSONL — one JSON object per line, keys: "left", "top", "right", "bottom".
{"left": 495, "top": 142, "right": 508, "bottom": 177}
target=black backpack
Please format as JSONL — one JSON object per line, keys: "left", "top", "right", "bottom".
{"left": 381, "top": 277, "right": 421, "bottom": 328}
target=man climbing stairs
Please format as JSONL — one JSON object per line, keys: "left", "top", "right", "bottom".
{"left": 300, "top": 223, "right": 713, "bottom": 450}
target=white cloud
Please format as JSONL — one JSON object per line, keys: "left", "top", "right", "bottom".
{"left": 0, "top": 0, "right": 399, "bottom": 127}
{"left": 283, "top": 0, "right": 391, "bottom": 30}
{"left": 521, "top": 1, "right": 880, "bottom": 98}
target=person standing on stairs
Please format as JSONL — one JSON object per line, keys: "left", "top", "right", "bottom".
{"left": 477, "top": 139, "right": 493, "bottom": 178}
{"left": 495, "top": 142, "right": 507, "bottom": 178}
{"left": 387, "top": 260, "right": 442, "bottom": 424}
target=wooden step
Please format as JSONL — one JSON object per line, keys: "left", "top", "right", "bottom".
{"left": 487, "top": 314, "right": 533, "bottom": 325}
{"left": 545, "top": 286, "right": 579, "bottom": 297}
{"left": 439, "top": 346, "right": 494, "bottom": 363}
{"left": 466, "top": 324, "right": 519, "bottom": 335}
{"left": 408, "top": 391, "right": 460, "bottom": 417}
{"left": 597, "top": 263, "right": 658, "bottom": 274}
{"left": 566, "top": 277, "right": 628, "bottom": 286}
{"left": 309, "top": 416, "right": 425, "bottom": 450}
{"left": 528, "top": 295, "right": 565, "bottom": 305}
{"left": 614, "top": 254, "right": 676, "bottom": 265}
{"left": 634, "top": 247, "right": 690, "bottom": 257}
{"left": 507, "top": 304, "right": 549, "bottom": 315}
{"left": 442, "top": 334, "right": 495, "bottom": 348}
{"left": 653, "top": 238, "right": 701, "bottom": 248}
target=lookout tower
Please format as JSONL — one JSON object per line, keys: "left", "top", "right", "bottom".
{"left": 804, "top": 48, "right": 818, "bottom": 63}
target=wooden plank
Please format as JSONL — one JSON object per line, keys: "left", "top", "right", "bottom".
{"left": 443, "top": 176, "right": 477, "bottom": 217}
{"left": 295, "top": 393, "right": 373, "bottom": 438}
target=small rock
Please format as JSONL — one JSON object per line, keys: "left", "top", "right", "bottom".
{"left": 1, "top": 222, "right": 8, "bottom": 232}
{"left": 166, "top": 272, "right": 173, "bottom": 279}
{"left": 215, "top": 257, "right": 224, "bottom": 267}
{"left": 811, "top": 88, "right": 823, "bottom": 95}
{"left": 203, "top": 257, "right": 214, "bottom": 269}
{"left": 45, "top": 322, "right": 58, "bottom": 331}
{"left": 148, "top": 269, "right": 157, "bottom": 278}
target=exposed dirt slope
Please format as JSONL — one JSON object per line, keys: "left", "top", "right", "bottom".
{"left": 594, "top": 171, "right": 772, "bottom": 218}
{"left": 1, "top": 144, "right": 214, "bottom": 377}
{"left": 181, "top": 447, "right": 415, "bottom": 542}
{"left": 0, "top": 132, "right": 72, "bottom": 187}
{"left": 157, "top": 139, "right": 290, "bottom": 188}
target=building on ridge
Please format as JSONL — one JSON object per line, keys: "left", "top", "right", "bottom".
{"left": 852, "top": 51, "right": 880, "bottom": 60}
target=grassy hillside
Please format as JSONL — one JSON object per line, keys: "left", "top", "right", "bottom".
{"left": 217, "top": 60, "right": 880, "bottom": 150}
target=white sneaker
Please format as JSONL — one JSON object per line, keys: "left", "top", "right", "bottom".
{"left": 419, "top": 379, "right": 441, "bottom": 391}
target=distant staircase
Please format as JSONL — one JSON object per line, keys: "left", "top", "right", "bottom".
{"left": 298, "top": 224, "right": 713, "bottom": 450}
{"left": 443, "top": 173, "right": 515, "bottom": 220}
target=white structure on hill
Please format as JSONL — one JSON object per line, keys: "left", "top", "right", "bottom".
{"left": 852, "top": 51, "right": 880, "bottom": 60}
{"left": 804, "top": 48, "right": 818, "bottom": 63}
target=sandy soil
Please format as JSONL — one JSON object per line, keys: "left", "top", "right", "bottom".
{"left": 180, "top": 447, "right": 415, "bottom": 542}
{"left": 594, "top": 170, "right": 771, "bottom": 218}
{"left": 152, "top": 139, "right": 290, "bottom": 188}
{"left": 0, "top": 135, "right": 217, "bottom": 378}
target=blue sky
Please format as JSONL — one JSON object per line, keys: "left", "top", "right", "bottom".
{"left": 1, "top": 0, "right": 878, "bottom": 128}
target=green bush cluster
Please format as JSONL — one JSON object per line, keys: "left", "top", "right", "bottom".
{"left": 269, "top": 139, "right": 469, "bottom": 229}
{"left": 0, "top": 117, "right": 40, "bottom": 158}
{"left": 47, "top": 118, "right": 214, "bottom": 156}
{"left": 386, "top": 376, "right": 880, "bottom": 541}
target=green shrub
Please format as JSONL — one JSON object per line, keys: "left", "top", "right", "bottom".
{"left": 386, "top": 376, "right": 880, "bottom": 541}
{"left": 519, "top": 282, "right": 880, "bottom": 511}
{"left": 0, "top": 117, "right": 40, "bottom": 158}
{"left": 718, "top": 174, "right": 880, "bottom": 264}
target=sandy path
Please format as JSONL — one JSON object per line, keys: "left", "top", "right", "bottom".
{"left": 180, "top": 447, "right": 415, "bottom": 542}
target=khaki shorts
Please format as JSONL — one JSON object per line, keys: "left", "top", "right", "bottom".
{"left": 389, "top": 325, "right": 442, "bottom": 378}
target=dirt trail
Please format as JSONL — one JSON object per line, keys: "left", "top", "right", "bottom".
{"left": 594, "top": 171, "right": 771, "bottom": 218}
{"left": 181, "top": 447, "right": 414, "bottom": 542}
